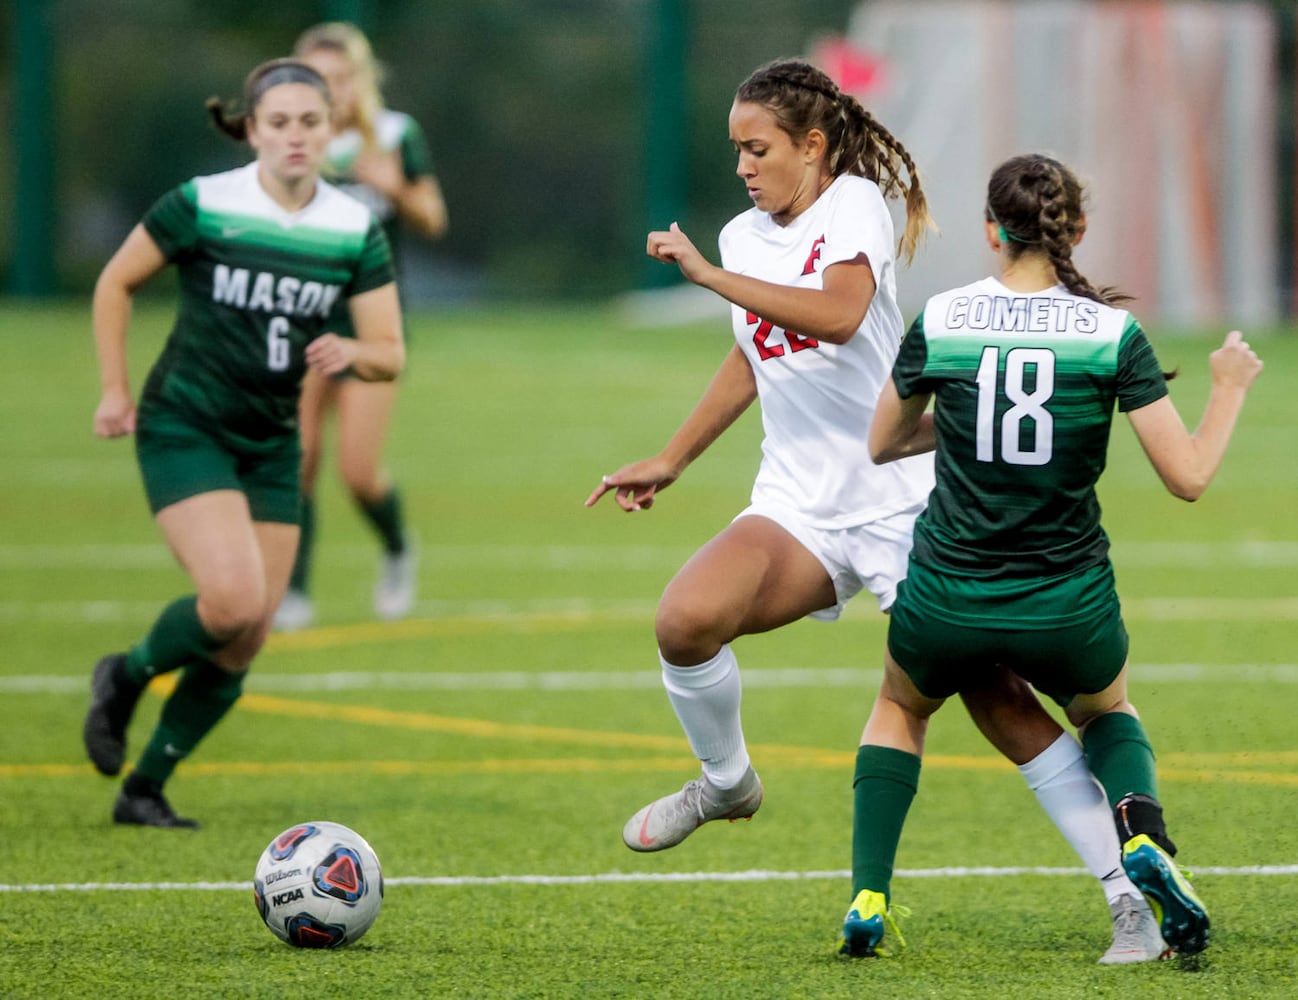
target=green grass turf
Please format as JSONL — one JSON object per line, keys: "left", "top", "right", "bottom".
{"left": 0, "top": 301, "right": 1295, "bottom": 998}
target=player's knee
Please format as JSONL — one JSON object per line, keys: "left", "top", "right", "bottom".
{"left": 655, "top": 597, "right": 728, "bottom": 664}
{"left": 198, "top": 580, "right": 267, "bottom": 641}
{"left": 339, "top": 460, "right": 383, "bottom": 499}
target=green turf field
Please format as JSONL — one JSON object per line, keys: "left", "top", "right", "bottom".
{"left": 1, "top": 301, "right": 1295, "bottom": 998}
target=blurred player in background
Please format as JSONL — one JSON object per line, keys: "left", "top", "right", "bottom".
{"left": 856, "top": 152, "right": 1263, "bottom": 958}
{"left": 83, "top": 59, "right": 403, "bottom": 828}
{"left": 273, "top": 21, "right": 448, "bottom": 631}
{"left": 588, "top": 60, "right": 1165, "bottom": 963}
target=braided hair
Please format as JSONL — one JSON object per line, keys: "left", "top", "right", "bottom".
{"left": 985, "top": 154, "right": 1129, "bottom": 306}
{"left": 735, "top": 58, "right": 936, "bottom": 264}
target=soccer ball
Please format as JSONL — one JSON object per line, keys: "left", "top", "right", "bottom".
{"left": 253, "top": 820, "right": 384, "bottom": 948}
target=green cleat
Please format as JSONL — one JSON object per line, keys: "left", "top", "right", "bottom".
{"left": 837, "top": 889, "right": 907, "bottom": 958}
{"left": 1121, "top": 834, "right": 1210, "bottom": 956}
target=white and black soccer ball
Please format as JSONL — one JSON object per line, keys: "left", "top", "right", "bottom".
{"left": 253, "top": 820, "right": 383, "bottom": 948}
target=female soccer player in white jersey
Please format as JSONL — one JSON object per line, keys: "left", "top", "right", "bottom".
{"left": 83, "top": 59, "right": 404, "bottom": 828}
{"left": 854, "top": 152, "right": 1262, "bottom": 959}
{"left": 272, "top": 22, "right": 449, "bottom": 631}
{"left": 587, "top": 61, "right": 1166, "bottom": 962}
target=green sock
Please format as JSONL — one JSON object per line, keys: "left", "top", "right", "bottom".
{"left": 124, "top": 596, "right": 223, "bottom": 684}
{"left": 851, "top": 744, "right": 922, "bottom": 903}
{"left": 1081, "top": 711, "right": 1158, "bottom": 806}
{"left": 133, "top": 660, "right": 245, "bottom": 785}
{"left": 359, "top": 488, "right": 406, "bottom": 555}
{"left": 288, "top": 494, "right": 316, "bottom": 594}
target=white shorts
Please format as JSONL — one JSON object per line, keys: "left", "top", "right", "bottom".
{"left": 734, "top": 501, "right": 922, "bottom": 620}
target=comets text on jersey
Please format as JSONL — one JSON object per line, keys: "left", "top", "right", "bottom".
{"left": 211, "top": 265, "right": 342, "bottom": 319}
{"left": 945, "top": 294, "right": 1099, "bottom": 334}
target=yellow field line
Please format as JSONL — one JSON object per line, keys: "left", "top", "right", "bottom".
{"left": 20, "top": 677, "right": 1293, "bottom": 785}
{"left": 7, "top": 757, "right": 1298, "bottom": 785}
{"left": 1160, "top": 750, "right": 1298, "bottom": 767}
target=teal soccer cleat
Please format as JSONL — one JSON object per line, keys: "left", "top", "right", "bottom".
{"left": 837, "top": 889, "right": 907, "bottom": 958}
{"left": 1121, "top": 834, "right": 1210, "bottom": 956}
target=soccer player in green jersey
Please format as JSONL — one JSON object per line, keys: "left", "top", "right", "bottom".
{"left": 272, "top": 22, "right": 449, "bottom": 631}
{"left": 83, "top": 58, "right": 404, "bottom": 828}
{"left": 845, "top": 153, "right": 1262, "bottom": 958}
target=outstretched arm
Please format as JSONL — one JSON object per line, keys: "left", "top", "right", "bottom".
{"left": 647, "top": 222, "right": 875, "bottom": 344}
{"left": 1126, "top": 330, "right": 1263, "bottom": 501}
{"left": 586, "top": 345, "right": 756, "bottom": 511}
{"left": 92, "top": 224, "right": 168, "bottom": 438}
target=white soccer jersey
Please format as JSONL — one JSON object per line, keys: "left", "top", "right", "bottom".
{"left": 324, "top": 110, "right": 430, "bottom": 222}
{"left": 718, "top": 174, "right": 934, "bottom": 528}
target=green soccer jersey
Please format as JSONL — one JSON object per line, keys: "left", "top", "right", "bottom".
{"left": 894, "top": 277, "right": 1168, "bottom": 582}
{"left": 139, "top": 162, "right": 395, "bottom": 446}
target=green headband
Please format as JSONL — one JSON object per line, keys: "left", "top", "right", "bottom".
{"left": 987, "top": 205, "right": 1035, "bottom": 245}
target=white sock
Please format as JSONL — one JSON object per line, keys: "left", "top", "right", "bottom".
{"left": 1018, "top": 732, "right": 1139, "bottom": 905}
{"left": 660, "top": 644, "right": 750, "bottom": 789}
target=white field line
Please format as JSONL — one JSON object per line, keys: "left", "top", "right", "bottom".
{"left": 4, "top": 864, "right": 1295, "bottom": 894}
{"left": 6, "top": 663, "right": 1298, "bottom": 696}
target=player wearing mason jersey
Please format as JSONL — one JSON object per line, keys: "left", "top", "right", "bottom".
{"left": 856, "top": 153, "right": 1262, "bottom": 960}
{"left": 83, "top": 59, "right": 403, "bottom": 829}
{"left": 586, "top": 64, "right": 1160, "bottom": 964}
{"left": 273, "top": 22, "right": 450, "bottom": 632}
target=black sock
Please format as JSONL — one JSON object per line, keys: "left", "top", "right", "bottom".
{"left": 1115, "top": 793, "right": 1178, "bottom": 856}
{"left": 359, "top": 488, "right": 406, "bottom": 555}
{"left": 122, "top": 772, "right": 163, "bottom": 799}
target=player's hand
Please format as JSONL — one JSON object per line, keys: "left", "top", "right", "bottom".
{"left": 647, "top": 223, "right": 714, "bottom": 286}
{"left": 1209, "top": 330, "right": 1263, "bottom": 392}
{"left": 585, "top": 457, "right": 680, "bottom": 512}
{"left": 306, "top": 333, "right": 357, "bottom": 377}
{"left": 353, "top": 150, "right": 405, "bottom": 198}
{"left": 93, "top": 388, "right": 136, "bottom": 438}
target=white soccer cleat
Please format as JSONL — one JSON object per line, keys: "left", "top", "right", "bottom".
{"left": 373, "top": 546, "right": 418, "bottom": 620}
{"left": 272, "top": 590, "right": 315, "bottom": 632}
{"left": 622, "top": 767, "right": 763, "bottom": 852}
{"left": 1098, "top": 892, "right": 1171, "bottom": 964}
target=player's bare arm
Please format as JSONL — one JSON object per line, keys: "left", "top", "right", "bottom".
{"left": 869, "top": 378, "right": 936, "bottom": 464}
{"left": 1126, "top": 330, "right": 1263, "bottom": 501}
{"left": 587, "top": 346, "right": 756, "bottom": 511}
{"left": 647, "top": 223, "right": 875, "bottom": 344}
{"left": 91, "top": 225, "right": 168, "bottom": 438}
{"left": 319, "top": 283, "right": 404, "bottom": 381}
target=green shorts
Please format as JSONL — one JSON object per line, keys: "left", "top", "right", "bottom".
{"left": 134, "top": 406, "right": 301, "bottom": 523}
{"left": 886, "top": 562, "right": 1129, "bottom": 708}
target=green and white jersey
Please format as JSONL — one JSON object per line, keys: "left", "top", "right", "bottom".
{"left": 323, "top": 109, "right": 433, "bottom": 227}
{"left": 140, "top": 162, "right": 394, "bottom": 447}
{"left": 894, "top": 277, "right": 1168, "bottom": 582}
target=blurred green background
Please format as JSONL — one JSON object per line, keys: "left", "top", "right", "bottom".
{"left": 6, "top": 0, "right": 1298, "bottom": 310}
